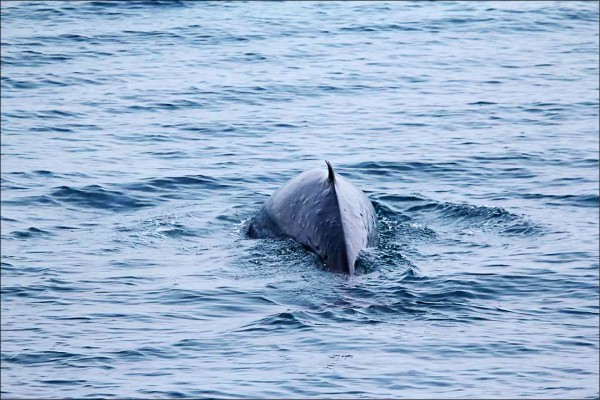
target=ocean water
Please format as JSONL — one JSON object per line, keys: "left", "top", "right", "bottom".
{"left": 1, "top": 1, "right": 599, "bottom": 398}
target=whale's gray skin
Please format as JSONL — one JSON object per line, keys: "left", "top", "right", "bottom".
{"left": 248, "top": 161, "right": 379, "bottom": 274}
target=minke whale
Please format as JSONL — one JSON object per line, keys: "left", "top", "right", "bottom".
{"left": 248, "top": 161, "right": 379, "bottom": 274}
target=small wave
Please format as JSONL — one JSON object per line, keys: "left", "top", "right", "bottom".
{"left": 351, "top": 161, "right": 464, "bottom": 177}
{"left": 1, "top": 76, "right": 38, "bottom": 89}
{"left": 3, "top": 170, "right": 89, "bottom": 181}
{"left": 110, "top": 346, "right": 178, "bottom": 361}
{"left": 469, "top": 101, "right": 497, "bottom": 106}
{"left": 122, "top": 175, "right": 228, "bottom": 197}
{"left": 87, "top": 0, "right": 189, "bottom": 9}
{"left": 1, "top": 51, "right": 73, "bottom": 67}
{"left": 340, "top": 24, "right": 422, "bottom": 33}
{"left": 237, "top": 311, "right": 313, "bottom": 332}
{"left": 9, "top": 227, "right": 53, "bottom": 239}
{"left": 122, "top": 30, "right": 184, "bottom": 39}
{"left": 49, "top": 185, "right": 155, "bottom": 211}
{"left": 2, "top": 351, "right": 81, "bottom": 365}
{"left": 375, "top": 194, "right": 427, "bottom": 204}
{"left": 138, "top": 217, "right": 200, "bottom": 239}
{"left": 38, "top": 379, "right": 87, "bottom": 386}
{"left": 140, "top": 150, "right": 187, "bottom": 159}
{"left": 520, "top": 193, "right": 599, "bottom": 208}
{"left": 375, "top": 205, "right": 437, "bottom": 247}
{"left": 405, "top": 201, "right": 543, "bottom": 236}
{"left": 368, "top": 201, "right": 436, "bottom": 269}
{"left": 56, "top": 33, "right": 91, "bottom": 42}
{"left": 407, "top": 202, "right": 511, "bottom": 219}
{"left": 37, "top": 109, "right": 84, "bottom": 119}
{"left": 0, "top": 263, "right": 55, "bottom": 277}
{"left": 138, "top": 390, "right": 187, "bottom": 398}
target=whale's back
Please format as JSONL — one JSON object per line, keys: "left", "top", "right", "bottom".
{"left": 249, "top": 162, "right": 378, "bottom": 274}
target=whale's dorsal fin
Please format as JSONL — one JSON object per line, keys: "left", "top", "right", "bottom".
{"left": 325, "top": 160, "right": 335, "bottom": 183}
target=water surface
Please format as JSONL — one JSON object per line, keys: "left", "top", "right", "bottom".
{"left": 1, "top": 1, "right": 599, "bottom": 398}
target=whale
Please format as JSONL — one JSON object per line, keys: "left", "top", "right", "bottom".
{"left": 248, "top": 161, "right": 379, "bottom": 274}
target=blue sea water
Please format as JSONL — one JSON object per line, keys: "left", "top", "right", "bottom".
{"left": 1, "top": 1, "right": 599, "bottom": 398}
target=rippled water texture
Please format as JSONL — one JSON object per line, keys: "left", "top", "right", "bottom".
{"left": 1, "top": 1, "right": 599, "bottom": 398}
